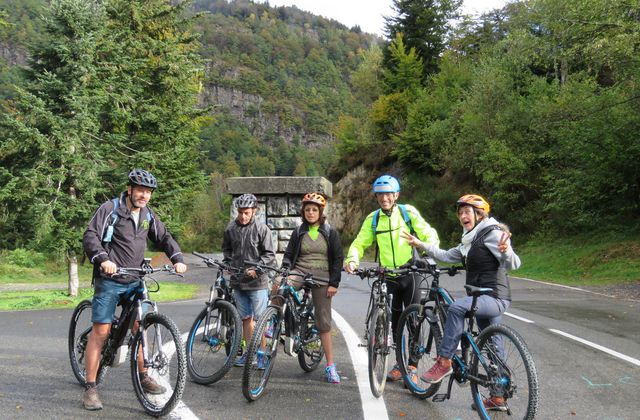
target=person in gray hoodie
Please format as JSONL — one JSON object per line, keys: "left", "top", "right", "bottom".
{"left": 222, "top": 193, "right": 276, "bottom": 366}
{"left": 401, "top": 194, "right": 520, "bottom": 412}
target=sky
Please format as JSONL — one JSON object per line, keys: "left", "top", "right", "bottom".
{"left": 257, "top": 0, "right": 509, "bottom": 36}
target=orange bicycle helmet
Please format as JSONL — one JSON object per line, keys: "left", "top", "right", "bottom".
{"left": 456, "top": 194, "right": 490, "bottom": 213}
{"left": 302, "top": 192, "right": 326, "bottom": 209}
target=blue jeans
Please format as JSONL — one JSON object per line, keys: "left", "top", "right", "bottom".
{"left": 439, "top": 295, "right": 510, "bottom": 359}
{"left": 234, "top": 289, "right": 268, "bottom": 320}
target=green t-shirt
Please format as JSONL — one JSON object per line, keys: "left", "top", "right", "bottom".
{"left": 308, "top": 225, "right": 320, "bottom": 241}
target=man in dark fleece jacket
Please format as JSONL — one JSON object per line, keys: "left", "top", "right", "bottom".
{"left": 81, "top": 169, "right": 186, "bottom": 411}
{"left": 223, "top": 193, "right": 276, "bottom": 367}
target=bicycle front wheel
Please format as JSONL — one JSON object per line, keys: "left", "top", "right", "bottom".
{"left": 470, "top": 323, "right": 538, "bottom": 420}
{"left": 68, "top": 299, "right": 108, "bottom": 386}
{"left": 368, "top": 306, "right": 390, "bottom": 398}
{"left": 242, "top": 306, "right": 281, "bottom": 401}
{"left": 130, "top": 312, "right": 186, "bottom": 417}
{"left": 186, "top": 300, "right": 242, "bottom": 384}
{"left": 396, "top": 304, "right": 442, "bottom": 399}
{"left": 297, "top": 308, "right": 324, "bottom": 372}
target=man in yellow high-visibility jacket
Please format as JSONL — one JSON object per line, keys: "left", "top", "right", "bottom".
{"left": 345, "top": 174, "right": 440, "bottom": 382}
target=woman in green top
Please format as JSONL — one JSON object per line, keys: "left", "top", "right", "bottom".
{"left": 281, "top": 192, "right": 344, "bottom": 383}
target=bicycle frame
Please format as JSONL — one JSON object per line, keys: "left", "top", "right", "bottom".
{"left": 421, "top": 265, "right": 509, "bottom": 399}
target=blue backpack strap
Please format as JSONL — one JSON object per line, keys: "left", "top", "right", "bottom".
{"left": 398, "top": 204, "right": 415, "bottom": 236}
{"left": 102, "top": 198, "right": 119, "bottom": 243}
{"left": 371, "top": 209, "right": 381, "bottom": 235}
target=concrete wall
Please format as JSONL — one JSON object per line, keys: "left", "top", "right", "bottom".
{"left": 226, "top": 177, "right": 332, "bottom": 262}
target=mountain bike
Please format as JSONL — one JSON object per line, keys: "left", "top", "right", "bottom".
{"left": 242, "top": 263, "right": 325, "bottom": 402}
{"left": 68, "top": 259, "right": 187, "bottom": 417}
{"left": 353, "top": 265, "right": 418, "bottom": 398}
{"left": 185, "top": 252, "right": 242, "bottom": 385}
{"left": 395, "top": 259, "right": 539, "bottom": 419}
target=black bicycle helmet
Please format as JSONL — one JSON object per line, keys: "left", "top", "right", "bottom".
{"left": 128, "top": 169, "right": 158, "bottom": 190}
{"left": 234, "top": 193, "right": 258, "bottom": 209}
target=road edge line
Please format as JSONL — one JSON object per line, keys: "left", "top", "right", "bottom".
{"left": 332, "top": 309, "right": 390, "bottom": 420}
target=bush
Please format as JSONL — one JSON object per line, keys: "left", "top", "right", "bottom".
{"left": 4, "top": 248, "right": 48, "bottom": 268}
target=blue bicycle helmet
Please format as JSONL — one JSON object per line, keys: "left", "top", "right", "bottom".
{"left": 372, "top": 175, "right": 400, "bottom": 193}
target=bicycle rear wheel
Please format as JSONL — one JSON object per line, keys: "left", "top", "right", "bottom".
{"left": 470, "top": 323, "right": 538, "bottom": 420}
{"left": 186, "top": 300, "right": 242, "bottom": 384}
{"left": 368, "top": 306, "right": 390, "bottom": 398}
{"left": 396, "top": 304, "right": 442, "bottom": 398}
{"left": 297, "top": 308, "right": 324, "bottom": 372}
{"left": 242, "top": 306, "right": 281, "bottom": 401}
{"left": 68, "top": 299, "right": 108, "bottom": 386}
{"left": 130, "top": 312, "right": 186, "bottom": 417}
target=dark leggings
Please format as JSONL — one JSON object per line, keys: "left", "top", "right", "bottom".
{"left": 386, "top": 273, "right": 421, "bottom": 342}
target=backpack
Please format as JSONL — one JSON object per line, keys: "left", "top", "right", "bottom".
{"left": 93, "top": 197, "right": 154, "bottom": 284}
{"left": 371, "top": 204, "right": 415, "bottom": 236}
{"left": 102, "top": 197, "right": 153, "bottom": 243}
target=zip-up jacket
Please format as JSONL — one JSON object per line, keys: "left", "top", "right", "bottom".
{"left": 222, "top": 218, "right": 276, "bottom": 290}
{"left": 346, "top": 204, "right": 439, "bottom": 269}
{"left": 282, "top": 221, "right": 344, "bottom": 288}
{"left": 423, "top": 217, "right": 520, "bottom": 301}
{"left": 83, "top": 192, "right": 184, "bottom": 284}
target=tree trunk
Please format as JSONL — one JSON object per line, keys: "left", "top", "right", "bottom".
{"left": 68, "top": 253, "right": 79, "bottom": 297}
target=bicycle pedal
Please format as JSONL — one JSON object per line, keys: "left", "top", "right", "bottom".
{"left": 432, "top": 393, "right": 448, "bottom": 403}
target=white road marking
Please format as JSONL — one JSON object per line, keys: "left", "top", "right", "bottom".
{"left": 549, "top": 329, "right": 640, "bottom": 367}
{"left": 504, "top": 312, "right": 535, "bottom": 323}
{"left": 513, "top": 276, "right": 640, "bottom": 302}
{"left": 332, "top": 309, "right": 389, "bottom": 420}
{"left": 155, "top": 330, "right": 199, "bottom": 419}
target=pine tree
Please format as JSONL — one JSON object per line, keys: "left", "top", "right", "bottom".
{"left": 0, "top": 0, "right": 107, "bottom": 294}
{"left": 384, "top": 0, "right": 461, "bottom": 81}
{"left": 96, "top": 0, "right": 207, "bottom": 223}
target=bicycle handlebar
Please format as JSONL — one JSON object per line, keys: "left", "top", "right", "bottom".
{"left": 192, "top": 252, "right": 242, "bottom": 273}
{"left": 350, "top": 262, "right": 463, "bottom": 279}
{"left": 245, "top": 260, "right": 330, "bottom": 284}
{"left": 113, "top": 264, "right": 179, "bottom": 277}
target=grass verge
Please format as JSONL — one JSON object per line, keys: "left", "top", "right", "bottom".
{"left": 0, "top": 282, "right": 199, "bottom": 312}
{"left": 513, "top": 230, "right": 640, "bottom": 286}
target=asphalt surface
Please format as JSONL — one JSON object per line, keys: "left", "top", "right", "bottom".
{"left": 1, "top": 254, "right": 639, "bottom": 419}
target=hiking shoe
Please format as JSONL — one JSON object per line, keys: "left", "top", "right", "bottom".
{"left": 325, "top": 364, "right": 340, "bottom": 384}
{"left": 234, "top": 352, "right": 248, "bottom": 367}
{"left": 83, "top": 387, "right": 103, "bottom": 411}
{"left": 140, "top": 374, "right": 167, "bottom": 395}
{"left": 472, "top": 396, "right": 508, "bottom": 412}
{"left": 387, "top": 364, "right": 402, "bottom": 381}
{"left": 420, "top": 357, "right": 453, "bottom": 384}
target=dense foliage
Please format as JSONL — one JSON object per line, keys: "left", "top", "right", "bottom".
{"left": 335, "top": 0, "right": 640, "bottom": 239}
{"left": 1, "top": 0, "right": 638, "bottom": 261}
{"left": 0, "top": 0, "right": 205, "bottom": 258}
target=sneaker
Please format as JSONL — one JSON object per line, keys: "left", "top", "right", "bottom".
{"left": 325, "top": 364, "right": 341, "bottom": 384}
{"left": 257, "top": 352, "right": 267, "bottom": 370}
{"left": 234, "top": 352, "right": 248, "bottom": 367}
{"left": 140, "top": 374, "right": 167, "bottom": 395}
{"left": 420, "top": 357, "right": 453, "bottom": 384}
{"left": 83, "top": 386, "right": 103, "bottom": 411}
{"left": 407, "top": 365, "right": 419, "bottom": 387}
{"left": 387, "top": 364, "right": 402, "bottom": 381}
{"left": 264, "top": 323, "right": 274, "bottom": 339}
{"left": 472, "top": 396, "right": 508, "bottom": 412}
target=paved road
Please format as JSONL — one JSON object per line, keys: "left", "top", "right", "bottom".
{"left": 1, "top": 255, "right": 639, "bottom": 419}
